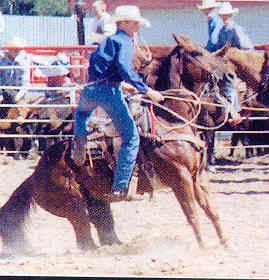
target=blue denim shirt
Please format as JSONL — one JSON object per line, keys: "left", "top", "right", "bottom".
{"left": 215, "top": 20, "right": 253, "bottom": 51}
{"left": 88, "top": 29, "right": 149, "bottom": 94}
{"left": 205, "top": 13, "right": 223, "bottom": 53}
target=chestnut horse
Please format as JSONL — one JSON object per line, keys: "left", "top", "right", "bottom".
{"left": 136, "top": 34, "right": 246, "bottom": 169}
{"left": 153, "top": 36, "right": 269, "bottom": 163}
{"left": 0, "top": 86, "right": 228, "bottom": 254}
{"left": 215, "top": 47, "right": 269, "bottom": 156}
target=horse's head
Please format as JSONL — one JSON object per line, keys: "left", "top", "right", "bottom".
{"left": 216, "top": 45, "right": 266, "bottom": 94}
{"left": 172, "top": 34, "right": 240, "bottom": 101}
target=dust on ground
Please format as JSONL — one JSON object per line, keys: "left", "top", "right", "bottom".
{"left": 0, "top": 151, "right": 268, "bottom": 278}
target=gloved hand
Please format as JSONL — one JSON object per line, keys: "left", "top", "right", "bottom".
{"left": 146, "top": 87, "right": 164, "bottom": 103}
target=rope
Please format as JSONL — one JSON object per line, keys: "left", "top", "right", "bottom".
{"left": 216, "top": 130, "right": 269, "bottom": 134}
{"left": 136, "top": 88, "right": 269, "bottom": 131}
{"left": 136, "top": 89, "right": 229, "bottom": 131}
{"left": 132, "top": 89, "right": 201, "bottom": 130}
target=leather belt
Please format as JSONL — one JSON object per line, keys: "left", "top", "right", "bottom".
{"left": 89, "top": 79, "right": 121, "bottom": 86}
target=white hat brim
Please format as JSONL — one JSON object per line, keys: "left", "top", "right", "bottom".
{"left": 111, "top": 15, "right": 151, "bottom": 27}
{"left": 219, "top": 7, "right": 239, "bottom": 15}
{"left": 197, "top": 3, "right": 220, "bottom": 10}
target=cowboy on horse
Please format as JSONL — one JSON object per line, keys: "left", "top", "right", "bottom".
{"left": 197, "top": 0, "right": 223, "bottom": 53}
{"left": 217, "top": 2, "right": 254, "bottom": 125}
{"left": 72, "top": 5, "right": 164, "bottom": 202}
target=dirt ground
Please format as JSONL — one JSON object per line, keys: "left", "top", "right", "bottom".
{"left": 0, "top": 147, "right": 269, "bottom": 278}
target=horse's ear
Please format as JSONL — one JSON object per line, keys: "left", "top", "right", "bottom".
{"left": 214, "top": 42, "right": 231, "bottom": 57}
{"left": 172, "top": 33, "right": 181, "bottom": 45}
{"left": 172, "top": 34, "right": 190, "bottom": 46}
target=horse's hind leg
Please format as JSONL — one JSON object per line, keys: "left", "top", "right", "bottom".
{"left": 81, "top": 189, "right": 122, "bottom": 246}
{"left": 194, "top": 169, "right": 228, "bottom": 247}
{"left": 68, "top": 216, "right": 98, "bottom": 251}
{"left": 33, "top": 181, "right": 98, "bottom": 251}
{"left": 172, "top": 166, "right": 205, "bottom": 248}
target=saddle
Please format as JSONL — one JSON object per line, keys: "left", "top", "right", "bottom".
{"left": 76, "top": 94, "right": 206, "bottom": 200}
{"left": 84, "top": 94, "right": 155, "bottom": 168}
{"left": 88, "top": 95, "right": 154, "bottom": 139}
{"left": 84, "top": 93, "right": 205, "bottom": 171}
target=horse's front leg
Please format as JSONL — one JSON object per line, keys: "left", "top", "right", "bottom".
{"left": 172, "top": 164, "right": 205, "bottom": 248}
{"left": 195, "top": 168, "right": 229, "bottom": 247}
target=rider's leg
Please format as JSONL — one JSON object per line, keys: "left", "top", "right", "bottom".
{"left": 100, "top": 85, "right": 140, "bottom": 201}
{"left": 72, "top": 86, "right": 98, "bottom": 166}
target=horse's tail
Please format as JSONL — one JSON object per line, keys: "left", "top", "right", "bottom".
{"left": 0, "top": 174, "right": 35, "bottom": 253}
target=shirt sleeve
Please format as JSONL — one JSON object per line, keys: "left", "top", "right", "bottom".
{"left": 236, "top": 25, "right": 254, "bottom": 50}
{"left": 208, "top": 17, "right": 216, "bottom": 37}
{"left": 115, "top": 39, "right": 149, "bottom": 94}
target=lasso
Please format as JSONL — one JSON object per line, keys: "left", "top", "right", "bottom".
{"left": 136, "top": 88, "right": 230, "bottom": 131}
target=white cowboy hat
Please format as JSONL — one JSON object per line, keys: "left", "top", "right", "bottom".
{"left": 92, "top": 0, "right": 106, "bottom": 9}
{"left": 197, "top": 0, "right": 220, "bottom": 10}
{"left": 111, "top": 5, "right": 151, "bottom": 27}
{"left": 218, "top": 2, "right": 239, "bottom": 15}
{"left": 3, "top": 36, "right": 27, "bottom": 47}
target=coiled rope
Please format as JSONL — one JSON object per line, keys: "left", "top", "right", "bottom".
{"left": 135, "top": 89, "right": 230, "bottom": 131}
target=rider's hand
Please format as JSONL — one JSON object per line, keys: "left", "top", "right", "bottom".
{"left": 121, "top": 82, "right": 137, "bottom": 93}
{"left": 146, "top": 88, "right": 164, "bottom": 103}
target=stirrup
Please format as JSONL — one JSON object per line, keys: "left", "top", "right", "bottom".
{"left": 71, "top": 135, "right": 87, "bottom": 166}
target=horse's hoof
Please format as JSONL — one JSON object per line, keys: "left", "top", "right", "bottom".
{"left": 78, "top": 242, "right": 98, "bottom": 251}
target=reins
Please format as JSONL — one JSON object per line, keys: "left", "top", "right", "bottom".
{"left": 136, "top": 89, "right": 202, "bottom": 131}
{"left": 141, "top": 90, "right": 230, "bottom": 131}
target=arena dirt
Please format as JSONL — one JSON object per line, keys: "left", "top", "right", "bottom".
{"left": 0, "top": 153, "right": 268, "bottom": 278}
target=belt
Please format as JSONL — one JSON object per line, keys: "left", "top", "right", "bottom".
{"left": 89, "top": 79, "right": 121, "bottom": 86}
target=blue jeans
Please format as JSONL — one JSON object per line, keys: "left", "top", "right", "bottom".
{"left": 75, "top": 83, "right": 140, "bottom": 191}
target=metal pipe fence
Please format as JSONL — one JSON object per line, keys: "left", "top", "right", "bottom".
{"left": 0, "top": 44, "right": 269, "bottom": 156}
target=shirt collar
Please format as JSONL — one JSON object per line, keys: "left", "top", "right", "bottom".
{"left": 117, "top": 29, "right": 131, "bottom": 38}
